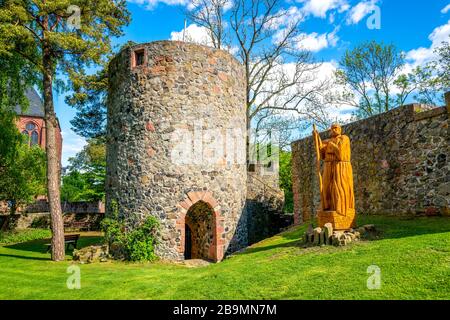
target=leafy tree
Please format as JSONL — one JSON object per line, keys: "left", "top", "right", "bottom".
{"left": 0, "top": 143, "right": 46, "bottom": 216}
{"left": 0, "top": 123, "right": 46, "bottom": 230}
{"left": 279, "top": 150, "right": 293, "bottom": 213}
{"left": 400, "top": 65, "right": 440, "bottom": 106}
{"left": 0, "top": 110, "right": 23, "bottom": 173}
{"left": 0, "top": 46, "right": 42, "bottom": 231}
{"left": 61, "top": 170, "right": 104, "bottom": 202}
{"left": 0, "top": 53, "right": 38, "bottom": 114}
{"left": 66, "top": 41, "right": 136, "bottom": 139}
{"left": 0, "top": 52, "right": 39, "bottom": 166}
{"left": 61, "top": 138, "right": 106, "bottom": 202}
{"left": 61, "top": 171, "right": 86, "bottom": 202}
{"left": 336, "top": 41, "right": 408, "bottom": 119}
{"left": 0, "top": 0, "right": 130, "bottom": 260}
{"left": 434, "top": 38, "right": 450, "bottom": 90}
{"left": 410, "top": 38, "right": 450, "bottom": 105}
{"left": 67, "top": 69, "right": 108, "bottom": 139}
{"left": 68, "top": 137, "right": 106, "bottom": 170}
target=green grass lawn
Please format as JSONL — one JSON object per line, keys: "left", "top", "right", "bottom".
{"left": 0, "top": 215, "right": 449, "bottom": 300}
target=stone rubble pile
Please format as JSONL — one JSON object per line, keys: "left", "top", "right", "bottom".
{"left": 303, "top": 223, "right": 377, "bottom": 246}
{"left": 73, "top": 245, "right": 109, "bottom": 264}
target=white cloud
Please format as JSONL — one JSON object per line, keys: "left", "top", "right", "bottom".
{"left": 299, "top": 33, "right": 329, "bottom": 52}
{"left": 265, "top": 6, "right": 305, "bottom": 31}
{"left": 296, "top": 29, "right": 339, "bottom": 52}
{"left": 346, "top": 0, "right": 379, "bottom": 25}
{"left": 406, "top": 20, "right": 450, "bottom": 67}
{"left": 61, "top": 130, "right": 86, "bottom": 167}
{"left": 441, "top": 4, "right": 450, "bottom": 14}
{"left": 170, "top": 23, "right": 239, "bottom": 54}
{"left": 297, "top": 0, "right": 350, "bottom": 18}
{"left": 405, "top": 48, "right": 435, "bottom": 67}
{"left": 429, "top": 19, "right": 450, "bottom": 44}
{"left": 170, "top": 23, "right": 213, "bottom": 46}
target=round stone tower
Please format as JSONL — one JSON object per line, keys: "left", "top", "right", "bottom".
{"left": 106, "top": 41, "right": 247, "bottom": 262}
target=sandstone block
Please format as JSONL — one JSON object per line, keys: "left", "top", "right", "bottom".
{"left": 313, "top": 227, "right": 322, "bottom": 245}
{"left": 323, "top": 223, "right": 333, "bottom": 245}
{"left": 73, "top": 245, "right": 109, "bottom": 264}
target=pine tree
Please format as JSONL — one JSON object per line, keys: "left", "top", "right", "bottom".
{"left": 0, "top": 0, "right": 130, "bottom": 261}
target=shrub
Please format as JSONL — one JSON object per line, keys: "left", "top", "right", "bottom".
{"left": 101, "top": 211, "right": 159, "bottom": 262}
{"left": 124, "top": 216, "right": 159, "bottom": 261}
{"left": 30, "top": 215, "right": 50, "bottom": 229}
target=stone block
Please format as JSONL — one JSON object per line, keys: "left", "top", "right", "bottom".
{"left": 319, "top": 230, "right": 326, "bottom": 245}
{"left": 323, "top": 223, "right": 333, "bottom": 245}
{"left": 73, "top": 245, "right": 109, "bottom": 264}
{"left": 179, "top": 199, "right": 193, "bottom": 210}
{"left": 313, "top": 227, "right": 322, "bottom": 245}
{"left": 146, "top": 121, "right": 156, "bottom": 132}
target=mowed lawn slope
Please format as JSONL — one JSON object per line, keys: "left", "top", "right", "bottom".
{"left": 0, "top": 216, "right": 449, "bottom": 300}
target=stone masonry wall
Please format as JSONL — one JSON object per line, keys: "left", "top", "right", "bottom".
{"left": 0, "top": 212, "right": 103, "bottom": 230}
{"left": 246, "top": 164, "right": 291, "bottom": 244}
{"left": 292, "top": 103, "right": 449, "bottom": 224}
{"left": 0, "top": 200, "right": 104, "bottom": 214}
{"left": 106, "top": 41, "right": 247, "bottom": 262}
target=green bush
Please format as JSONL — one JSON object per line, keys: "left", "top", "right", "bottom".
{"left": 279, "top": 151, "right": 293, "bottom": 213}
{"left": 125, "top": 216, "right": 159, "bottom": 261}
{"left": 30, "top": 216, "right": 50, "bottom": 229}
{"left": 0, "top": 228, "right": 51, "bottom": 245}
{"left": 101, "top": 214, "right": 159, "bottom": 262}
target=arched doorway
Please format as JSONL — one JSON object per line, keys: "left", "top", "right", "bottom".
{"left": 176, "top": 190, "right": 226, "bottom": 262}
{"left": 184, "top": 201, "right": 214, "bottom": 260}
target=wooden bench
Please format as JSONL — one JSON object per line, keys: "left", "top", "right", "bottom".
{"left": 46, "top": 234, "right": 80, "bottom": 252}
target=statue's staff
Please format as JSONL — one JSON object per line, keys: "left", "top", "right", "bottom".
{"left": 312, "top": 124, "right": 323, "bottom": 203}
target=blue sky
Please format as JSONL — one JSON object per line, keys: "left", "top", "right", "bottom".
{"left": 57, "top": 0, "right": 450, "bottom": 166}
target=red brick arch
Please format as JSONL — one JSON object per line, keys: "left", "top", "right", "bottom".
{"left": 176, "top": 191, "right": 225, "bottom": 262}
{"left": 17, "top": 117, "right": 43, "bottom": 146}
{"left": 16, "top": 116, "right": 63, "bottom": 164}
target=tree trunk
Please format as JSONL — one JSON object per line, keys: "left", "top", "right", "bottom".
{"left": 43, "top": 49, "right": 65, "bottom": 261}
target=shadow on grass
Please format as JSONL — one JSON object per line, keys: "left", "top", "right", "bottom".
{"left": 4, "top": 239, "right": 50, "bottom": 253}
{"left": 236, "top": 216, "right": 450, "bottom": 256}
{"left": 238, "top": 240, "right": 305, "bottom": 255}
{"left": 0, "top": 253, "right": 49, "bottom": 261}
{"left": 2, "top": 236, "right": 103, "bottom": 256}
{"left": 356, "top": 215, "right": 450, "bottom": 240}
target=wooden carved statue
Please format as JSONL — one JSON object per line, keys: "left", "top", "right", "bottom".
{"left": 313, "top": 123, "right": 356, "bottom": 230}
